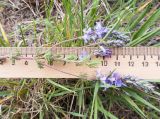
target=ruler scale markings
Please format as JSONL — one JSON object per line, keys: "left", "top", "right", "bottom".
{"left": 0, "top": 47, "right": 160, "bottom": 79}
{"left": 122, "top": 47, "right": 125, "bottom": 58}
{"left": 0, "top": 47, "right": 160, "bottom": 56}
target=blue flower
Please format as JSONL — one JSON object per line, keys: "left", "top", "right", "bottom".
{"left": 94, "top": 22, "right": 109, "bottom": 38}
{"left": 105, "top": 77, "right": 114, "bottom": 85}
{"left": 82, "top": 22, "right": 130, "bottom": 46}
{"left": 97, "top": 71, "right": 126, "bottom": 89}
{"left": 106, "top": 40, "right": 125, "bottom": 47}
{"left": 94, "top": 44, "right": 112, "bottom": 57}
{"left": 96, "top": 69, "right": 103, "bottom": 78}
{"left": 82, "top": 28, "right": 97, "bottom": 43}
{"left": 79, "top": 50, "right": 89, "bottom": 61}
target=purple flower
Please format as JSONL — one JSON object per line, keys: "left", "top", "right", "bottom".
{"left": 82, "top": 22, "right": 109, "bottom": 43}
{"left": 105, "top": 77, "right": 114, "bottom": 85}
{"left": 94, "top": 45, "right": 112, "bottom": 57}
{"left": 106, "top": 40, "right": 125, "bottom": 47}
{"left": 94, "top": 22, "right": 109, "bottom": 38}
{"left": 82, "top": 22, "right": 130, "bottom": 46}
{"left": 82, "top": 28, "right": 97, "bottom": 43}
{"left": 96, "top": 69, "right": 103, "bottom": 78}
{"left": 79, "top": 50, "right": 88, "bottom": 61}
{"left": 97, "top": 71, "right": 126, "bottom": 89}
{"left": 112, "top": 72, "right": 121, "bottom": 80}
{"left": 100, "top": 76, "right": 107, "bottom": 84}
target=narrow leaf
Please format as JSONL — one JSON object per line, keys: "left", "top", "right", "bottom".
{"left": 121, "top": 94, "right": 146, "bottom": 118}
{"left": 0, "top": 22, "right": 10, "bottom": 46}
{"left": 126, "top": 90, "right": 160, "bottom": 113}
{"left": 132, "top": 9, "right": 160, "bottom": 40}
{"left": 47, "top": 79, "right": 75, "bottom": 93}
{"left": 128, "top": 6, "right": 150, "bottom": 30}
{"left": 128, "top": 28, "right": 160, "bottom": 46}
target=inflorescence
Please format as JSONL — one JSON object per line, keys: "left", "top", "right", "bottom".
{"left": 96, "top": 70, "right": 156, "bottom": 92}
{"left": 82, "top": 22, "right": 131, "bottom": 57}
{"left": 82, "top": 22, "right": 130, "bottom": 45}
{"left": 96, "top": 70, "right": 126, "bottom": 89}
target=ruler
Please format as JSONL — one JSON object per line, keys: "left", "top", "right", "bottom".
{"left": 0, "top": 47, "right": 160, "bottom": 80}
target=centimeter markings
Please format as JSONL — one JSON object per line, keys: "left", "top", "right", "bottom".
{"left": 0, "top": 47, "right": 160, "bottom": 79}
{"left": 0, "top": 47, "right": 160, "bottom": 55}
{"left": 0, "top": 47, "right": 160, "bottom": 67}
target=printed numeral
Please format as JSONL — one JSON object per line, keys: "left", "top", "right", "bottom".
{"left": 142, "top": 61, "right": 149, "bottom": 67}
{"left": 114, "top": 62, "right": 120, "bottom": 66}
{"left": 101, "top": 61, "right": 108, "bottom": 66}
{"left": 128, "top": 61, "right": 134, "bottom": 67}
{"left": 25, "top": 61, "right": 28, "bottom": 65}
{"left": 156, "top": 62, "right": 160, "bottom": 67}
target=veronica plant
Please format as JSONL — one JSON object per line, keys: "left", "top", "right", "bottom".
{"left": 82, "top": 22, "right": 131, "bottom": 45}
{"left": 82, "top": 22, "right": 131, "bottom": 57}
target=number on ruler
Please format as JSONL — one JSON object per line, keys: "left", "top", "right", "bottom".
{"left": 114, "top": 61, "right": 120, "bottom": 66}
{"left": 142, "top": 61, "right": 149, "bottom": 67}
{"left": 101, "top": 61, "right": 107, "bottom": 66}
{"left": 25, "top": 61, "right": 28, "bottom": 65}
{"left": 128, "top": 61, "right": 134, "bottom": 67}
{"left": 156, "top": 62, "right": 160, "bottom": 67}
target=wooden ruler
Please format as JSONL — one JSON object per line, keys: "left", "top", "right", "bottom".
{"left": 0, "top": 47, "right": 160, "bottom": 80}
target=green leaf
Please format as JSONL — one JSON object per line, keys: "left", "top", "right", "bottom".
{"left": 94, "top": 96, "right": 98, "bottom": 119}
{"left": 126, "top": 90, "right": 160, "bottom": 113}
{"left": 0, "top": 91, "right": 12, "bottom": 97}
{"left": 154, "top": 43, "right": 160, "bottom": 46}
{"left": 128, "top": 5, "right": 150, "bottom": 31}
{"left": 0, "top": 22, "right": 10, "bottom": 46}
{"left": 128, "top": 28, "right": 160, "bottom": 46}
{"left": 0, "top": 37, "right": 6, "bottom": 46}
{"left": 121, "top": 94, "right": 146, "bottom": 118}
{"left": 47, "top": 79, "right": 75, "bottom": 93}
{"left": 68, "top": 112, "right": 84, "bottom": 117}
{"left": 88, "top": 0, "right": 100, "bottom": 25}
{"left": 152, "top": 91, "right": 160, "bottom": 97}
{"left": 65, "top": 54, "right": 78, "bottom": 61}
{"left": 86, "top": 60, "right": 101, "bottom": 68}
{"left": 44, "top": 50, "right": 53, "bottom": 65}
{"left": 97, "top": 96, "right": 118, "bottom": 119}
{"left": 89, "top": 81, "right": 99, "bottom": 119}
{"left": 132, "top": 9, "right": 160, "bottom": 40}
{"left": 98, "top": 106, "right": 118, "bottom": 119}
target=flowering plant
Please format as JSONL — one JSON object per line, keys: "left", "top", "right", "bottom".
{"left": 96, "top": 70, "right": 156, "bottom": 93}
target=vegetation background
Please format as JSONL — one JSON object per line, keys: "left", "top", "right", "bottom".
{"left": 0, "top": 0, "right": 160, "bottom": 119}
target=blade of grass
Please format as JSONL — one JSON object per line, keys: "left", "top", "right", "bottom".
{"left": 0, "top": 91, "right": 12, "bottom": 97}
{"left": 47, "top": 79, "right": 75, "bottom": 93}
{"left": 128, "top": 28, "right": 160, "bottom": 46}
{"left": 94, "top": 96, "right": 98, "bottom": 119}
{"left": 154, "top": 42, "right": 160, "bottom": 46}
{"left": 132, "top": 9, "right": 160, "bottom": 40}
{"left": 125, "top": 89, "right": 160, "bottom": 113}
{"left": 127, "top": 5, "right": 150, "bottom": 31}
{"left": 137, "top": 0, "right": 152, "bottom": 12}
{"left": 68, "top": 112, "right": 84, "bottom": 117}
{"left": 97, "top": 96, "right": 118, "bottom": 119}
{"left": 0, "top": 22, "right": 10, "bottom": 46}
{"left": 121, "top": 94, "right": 146, "bottom": 118}
{"left": 89, "top": 81, "right": 99, "bottom": 119}
{"left": 0, "top": 37, "right": 5, "bottom": 46}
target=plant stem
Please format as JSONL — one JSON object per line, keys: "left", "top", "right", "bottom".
{"left": 52, "top": 37, "right": 82, "bottom": 47}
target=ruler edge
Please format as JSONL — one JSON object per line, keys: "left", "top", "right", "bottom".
{"left": 0, "top": 47, "right": 160, "bottom": 56}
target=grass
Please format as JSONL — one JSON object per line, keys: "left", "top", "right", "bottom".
{"left": 0, "top": 0, "right": 160, "bottom": 118}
